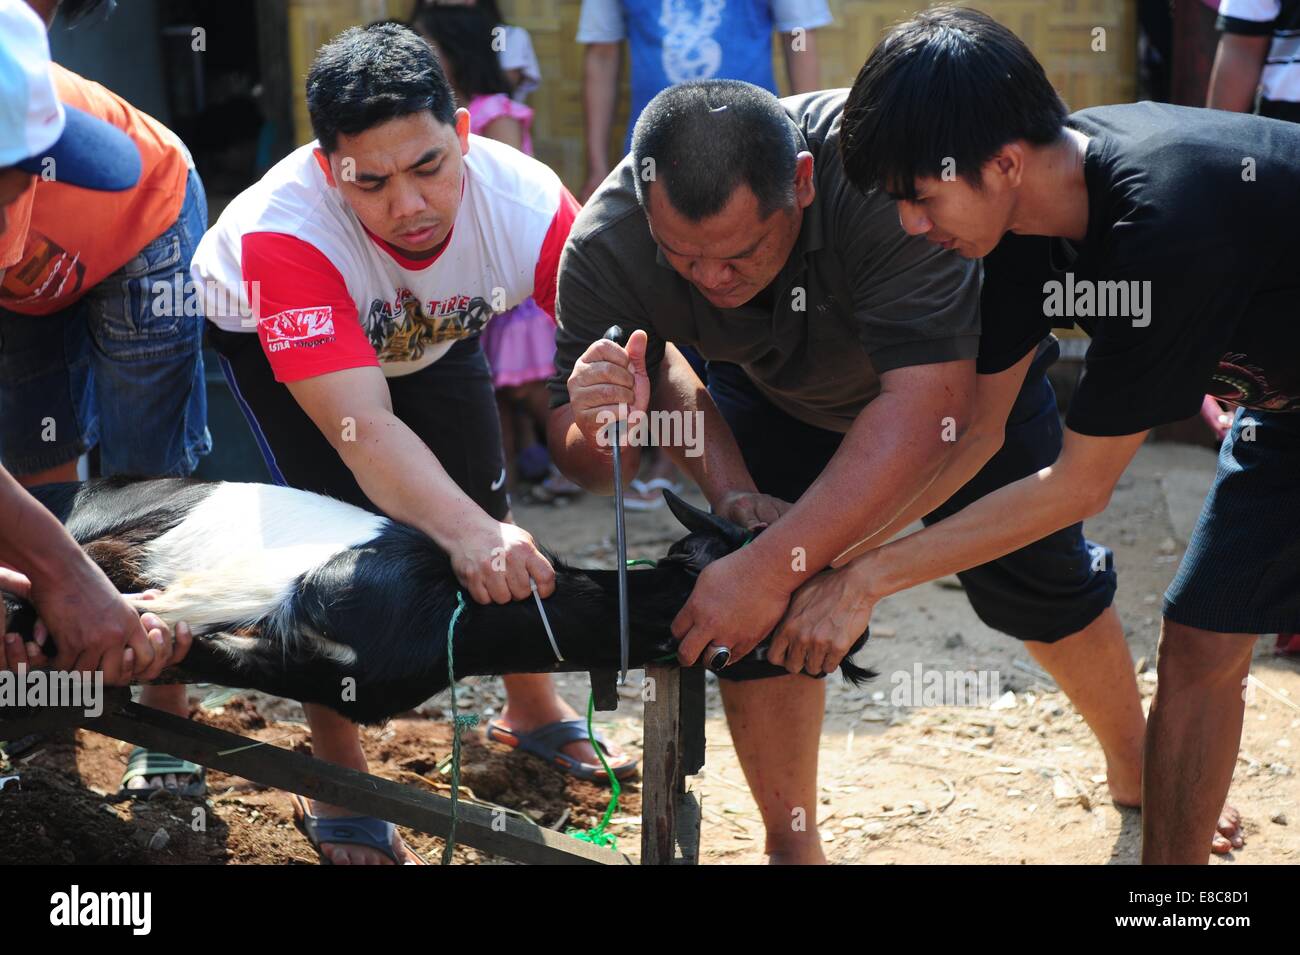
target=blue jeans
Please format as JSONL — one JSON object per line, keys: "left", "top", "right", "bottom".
{"left": 0, "top": 167, "right": 211, "bottom": 477}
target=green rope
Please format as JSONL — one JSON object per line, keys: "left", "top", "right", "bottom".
{"left": 442, "top": 590, "right": 479, "bottom": 865}
{"left": 564, "top": 553, "right": 699, "bottom": 846}
{"left": 439, "top": 550, "right": 736, "bottom": 858}
{"left": 566, "top": 540, "right": 759, "bottom": 847}
{"left": 561, "top": 556, "right": 664, "bottom": 849}
{"left": 564, "top": 690, "right": 621, "bottom": 849}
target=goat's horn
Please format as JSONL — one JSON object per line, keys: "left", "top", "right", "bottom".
{"left": 663, "top": 490, "right": 749, "bottom": 547}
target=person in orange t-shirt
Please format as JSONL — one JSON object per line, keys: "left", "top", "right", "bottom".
{"left": 0, "top": 0, "right": 212, "bottom": 799}
{"left": 0, "top": 59, "right": 210, "bottom": 484}
{"left": 0, "top": 0, "right": 191, "bottom": 694}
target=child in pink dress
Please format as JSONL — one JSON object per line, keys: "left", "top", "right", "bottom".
{"left": 413, "top": 5, "right": 583, "bottom": 501}
{"left": 465, "top": 93, "right": 556, "bottom": 394}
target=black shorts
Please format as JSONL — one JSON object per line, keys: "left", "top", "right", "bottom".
{"left": 1163, "top": 408, "right": 1300, "bottom": 634}
{"left": 705, "top": 340, "right": 1117, "bottom": 645}
{"left": 209, "top": 325, "right": 509, "bottom": 521}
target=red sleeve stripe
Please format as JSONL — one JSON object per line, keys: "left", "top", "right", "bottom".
{"left": 532, "top": 185, "right": 580, "bottom": 322}
{"left": 241, "top": 231, "right": 376, "bottom": 383}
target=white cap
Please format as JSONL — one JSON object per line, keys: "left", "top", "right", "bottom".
{"left": 0, "top": 0, "right": 139, "bottom": 190}
{"left": 0, "top": 0, "right": 65, "bottom": 169}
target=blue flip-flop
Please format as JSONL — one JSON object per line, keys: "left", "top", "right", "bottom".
{"left": 289, "top": 792, "right": 426, "bottom": 865}
{"left": 485, "top": 718, "right": 639, "bottom": 783}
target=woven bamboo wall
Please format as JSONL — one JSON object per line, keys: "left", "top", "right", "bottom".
{"left": 287, "top": 0, "right": 1137, "bottom": 193}
{"left": 287, "top": 0, "right": 397, "bottom": 147}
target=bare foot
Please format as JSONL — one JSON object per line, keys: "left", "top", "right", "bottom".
{"left": 1210, "top": 804, "right": 1244, "bottom": 854}
{"left": 1109, "top": 772, "right": 1243, "bottom": 854}
{"left": 767, "top": 838, "right": 827, "bottom": 865}
{"left": 124, "top": 768, "right": 200, "bottom": 794}
{"left": 1106, "top": 763, "right": 1142, "bottom": 808}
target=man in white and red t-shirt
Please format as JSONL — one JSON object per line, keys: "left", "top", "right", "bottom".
{"left": 193, "top": 22, "right": 634, "bottom": 866}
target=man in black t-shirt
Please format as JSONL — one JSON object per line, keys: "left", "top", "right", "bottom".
{"left": 1208, "top": 0, "right": 1300, "bottom": 662}
{"left": 819, "top": 7, "right": 1300, "bottom": 863}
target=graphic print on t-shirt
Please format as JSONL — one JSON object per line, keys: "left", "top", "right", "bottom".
{"left": 1211, "top": 353, "right": 1300, "bottom": 412}
{"left": 0, "top": 231, "right": 87, "bottom": 308}
{"left": 363, "top": 288, "right": 492, "bottom": 364}
{"left": 261, "top": 306, "right": 337, "bottom": 353}
{"left": 661, "top": 0, "right": 726, "bottom": 82}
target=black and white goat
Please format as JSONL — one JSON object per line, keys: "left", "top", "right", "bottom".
{"left": 3, "top": 477, "right": 872, "bottom": 724}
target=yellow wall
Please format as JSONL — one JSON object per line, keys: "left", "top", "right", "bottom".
{"left": 287, "top": 0, "right": 402, "bottom": 150}
{"left": 289, "top": 0, "right": 1137, "bottom": 193}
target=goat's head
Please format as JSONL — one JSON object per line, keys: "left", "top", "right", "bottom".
{"left": 654, "top": 490, "right": 875, "bottom": 687}
{"left": 657, "top": 490, "right": 754, "bottom": 575}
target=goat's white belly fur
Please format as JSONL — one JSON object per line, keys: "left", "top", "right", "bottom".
{"left": 137, "top": 483, "right": 389, "bottom": 633}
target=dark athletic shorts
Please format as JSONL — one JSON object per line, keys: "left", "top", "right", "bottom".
{"left": 1163, "top": 408, "right": 1300, "bottom": 634}
{"left": 706, "top": 338, "right": 1117, "bottom": 646}
{"left": 208, "top": 324, "right": 509, "bottom": 521}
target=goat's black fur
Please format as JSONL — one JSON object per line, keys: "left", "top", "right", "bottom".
{"left": 2, "top": 479, "right": 874, "bottom": 724}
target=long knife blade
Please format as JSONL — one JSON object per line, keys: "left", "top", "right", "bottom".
{"left": 603, "top": 325, "right": 631, "bottom": 684}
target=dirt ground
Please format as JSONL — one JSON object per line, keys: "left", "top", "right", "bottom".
{"left": 527, "top": 441, "right": 1299, "bottom": 865}
{"left": 2, "top": 441, "right": 1295, "bottom": 864}
{"left": 0, "top": 697, "right": 637, "bottom": 865}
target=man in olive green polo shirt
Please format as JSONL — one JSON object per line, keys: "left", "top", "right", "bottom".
{"left": 547, "top": 80, "right": 1152, "bottom": 863}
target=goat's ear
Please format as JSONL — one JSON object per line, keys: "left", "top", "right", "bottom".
{"left": 663, "top": 490, "right": 749, "bottom": 547}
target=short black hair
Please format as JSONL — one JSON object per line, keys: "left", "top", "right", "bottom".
{"left": 841, "top": 6, "right": 1068, "bottom": 200}
{"left": 307, "top": 22, "right": 457, "bottom": 153}
{"left": 631, "top": 80, "right": 800, "bottom": 222}
{"left": 410, "top": 5, "right": 510, "bottom": 101}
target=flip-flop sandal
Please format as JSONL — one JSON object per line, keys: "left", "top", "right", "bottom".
{"left": 540, "top": 469, "right": 583, "bottom": 496}
{"left": 637, "top": 477, "right": 683, "bottom": 494}
{"left": 485, "top": 718, "right": 639, "bottom": 782}
{"left": 116, "top": 746, "right": 207, "bottom": 800}
{"left": 623, "top": 479, "right": 667, "bottom": 511}
{"left": 625, "top": 478, "right": 686, "bottom": 511}
{"left": 527, "top": 470, "right": 584, "bottom": 505}
{"left": 289, "top": 792, "right": 426, "bottom": 865}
